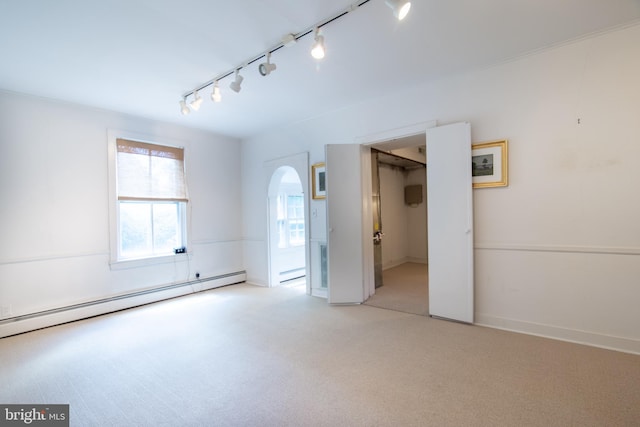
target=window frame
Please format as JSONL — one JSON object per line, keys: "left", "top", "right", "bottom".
{"left": 117, "top": 199, "right": 188, "bottom": 261}
{"left": 108, "top": 130, "right": 191, "bottom": 268}
{"left": 276, "top": 193, "right": 305, "bottom": 249}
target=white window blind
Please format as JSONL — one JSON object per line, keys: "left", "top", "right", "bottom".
{"left": 116, "top": 139, "right": 188, "bottom": 202}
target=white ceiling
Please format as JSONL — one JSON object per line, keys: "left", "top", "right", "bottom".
{"left": 1, "top": 0, "right": 639, "bottom": 139}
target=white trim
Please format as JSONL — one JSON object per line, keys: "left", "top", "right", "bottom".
{"left": 312, "top": 288, "right": 328, "bottom": 299}
{"left": 476, "top": 313, "right": 640, "bottom": 356}
{"left": 355, "top": 120, "right": 438, "bottom": 145}
{"left": 109, "top": 252, "right": 192, "bottom": 270}
{"left": 245, "top": 279, "right": 269, "bottom": 287}
{"left": 382, "top": 257, "right": 428, "bottom": 271}
{"left": 475, "top": 242, "right": 640, "bottom": 256}
{"left": 241, "top": 237, "right": 265, "bottom": 243}
{"left": 191, "top": 238, "right": 244, "bottom": 245}
{"left": 0, "top": 251, "right": 108, "bottom": 266}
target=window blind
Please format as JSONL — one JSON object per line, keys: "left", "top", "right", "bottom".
{"left": 116, "top": 139, "right": 188, "bottom": 202}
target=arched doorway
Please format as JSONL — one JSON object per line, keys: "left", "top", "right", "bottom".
{"left": 264, "top": 152, "right": 310, "bottom": 293}
{"left": 268, "top": 166, "right": 306, "bottom": 288}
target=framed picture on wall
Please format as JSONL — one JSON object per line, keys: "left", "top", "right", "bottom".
{"left": 472, "top": 140, "right": 508, "bottom": 188}
{"left": 312, "top": 162, "right": 326, "bottom": 199}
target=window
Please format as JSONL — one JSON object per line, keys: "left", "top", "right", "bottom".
{"left": 115, "top": 139, "right": 188, "bottom": 260}
{"left": 276, "top": 194, "right": 305, "bottom": 248}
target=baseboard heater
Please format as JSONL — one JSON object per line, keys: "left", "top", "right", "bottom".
{"left": 0, "top": 271, "right": 246, "bottom": 338}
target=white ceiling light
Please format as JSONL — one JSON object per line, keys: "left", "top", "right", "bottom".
{"left": 229, "top": 70, "right": 244, "bottom": 93}
{"left": 179, "top": 99, "right": 190, "bottom": 115}
{"left": 385, "top": 0, "right": 411, "bottom": 20}
{"left": 190, "top": 90, "right": 203, "bottom": 111}
{"left": 311, "top": 27, "right": 325, "bottom": 59}
{"left": 258, "top": 53, "right": 277, "bottom": 76}
{"left": 211, "top": 81, "right": 221, "bottom": 103}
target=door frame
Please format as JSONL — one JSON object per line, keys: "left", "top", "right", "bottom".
{"left": 356, "top": 121, "right": 437, "bottom": 300}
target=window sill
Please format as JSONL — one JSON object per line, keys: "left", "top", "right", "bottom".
{"left": 109, "top": 252, "right": 192, "bottom": 270}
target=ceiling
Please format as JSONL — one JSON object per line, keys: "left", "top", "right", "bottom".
{"left": 1, "top": 0, "right": 639, "bottom": 139}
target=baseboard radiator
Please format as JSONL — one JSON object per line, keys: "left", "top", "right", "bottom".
{"left": 0, "top": 271, "right": 246, "bottom": 338}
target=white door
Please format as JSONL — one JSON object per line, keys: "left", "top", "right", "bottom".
{"left": 326, "top": 144, "right": 373, "bottom": 304}
{"left": 427, "top": 122, "right": 474, "bottom": 323}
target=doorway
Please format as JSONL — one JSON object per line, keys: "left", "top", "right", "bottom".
{"left": 265, "top": 153, "right": 310, "bottom": 294}
{"left": 365, "top": 136, "right": 429, "bottom": 315}
{"left": 326, "top": 122, "right": 474, "bottom": 322}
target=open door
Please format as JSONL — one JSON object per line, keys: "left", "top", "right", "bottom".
{"left": 427, "top": 122, "right": 474, "bottom": 323}
{"left": 326, "top": 144, "right": 373, "bottom": 304}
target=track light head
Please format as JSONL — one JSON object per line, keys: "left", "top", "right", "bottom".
{"left": 230, "top": 70, "right": 244, "bottom": 93}
{"left": 258, "top": 53, "right": 277, "bottom": 76}
{"left": 385, "top": 0, "right": 411, "bottom": 20}
{"left": 179, "top": 99, "right": 190, "bottom": 115}
{"left": 211, "top": 81, "right": 221, "bottom": 103}
{"left": 190, "top": 91, "right": 203, "bottom": 111}
{"left": 311, "top": 27, "right": 325, "bottom": 59}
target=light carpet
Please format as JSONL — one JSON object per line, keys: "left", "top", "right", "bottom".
{"left": 365, "top": 262, "right": 429, "bottom": 316}
{"left": 1, "top": 283, "right": 639, "bottom": 426}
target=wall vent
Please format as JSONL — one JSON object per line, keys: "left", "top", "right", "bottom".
{"left": 405, "top": 184, "right": 423, "bottom": 205}
{"left": 320, "top": 244, "right": 328, "bottom": 288}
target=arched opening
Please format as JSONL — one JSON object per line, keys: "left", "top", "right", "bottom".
{"left": 267, "top": 166, "right": 306, "bottom": 289}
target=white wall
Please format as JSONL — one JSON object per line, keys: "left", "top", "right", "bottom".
{"left": 379, "top": 165, "right": 408, "bottom": 268}
{"left": 0, "top": 91, "right": 244, "bottom": 336}
{"left": 378, "top": 164, "right": 427, "bottom": 268}
{"left": 242, "top": 24, "right": 640, "bottom": 354}
{"left": 405, "top": 168, "right": 428, "bottom": 262}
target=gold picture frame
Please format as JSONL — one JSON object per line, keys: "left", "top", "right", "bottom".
{"left": 311, "top": 162, "right": 326, "bottom": 199}
{"left": 472, "top": 140, "right": 508, "bottom": 188}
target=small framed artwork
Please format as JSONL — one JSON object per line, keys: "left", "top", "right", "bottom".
{"left": 472, "top": 140, "right": 508, "bottom": 188}
{"left": 312, "top": 162, "right": 326, "bottom": 199}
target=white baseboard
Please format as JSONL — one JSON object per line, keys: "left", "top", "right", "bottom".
{"left": 245, "top": 279, "right": 268, "bottom": 287}
{"left": 311, "top": 288, "right": 328, "bottom": 299}
{"left": 0, "top": 272, "right": 246, "bottom": 339}
{"left": 383, "top": 257, "right": 428, "bottom": 270}
{"left": 476, "top": 313, "right": 640, "bottom": 355}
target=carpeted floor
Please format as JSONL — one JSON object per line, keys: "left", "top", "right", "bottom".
{"left": 364, "top": 262, "right": 428, "bottom": 315}
{"left": 1, "top": 282, "right": 639, "bottom": 426}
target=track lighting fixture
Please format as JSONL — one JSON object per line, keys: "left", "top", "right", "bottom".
{"left": 211, "top": 81, "right": 221, "bottom": 103}
{"left": 180, "top": 0, "right": 406, "bottom": 114}
{"left": 229, "top": 70, "right": 244, "bottom": 93}
{"left": 190, "top": 90, "right": 203, "bottom": 111}
{"left": 179, "top": 99, "right": 190, "bottom": 115}
{"left": 385, "top": 0, "right": 411, "bottom": 21}
{"left": 258, "top": 53, "right": 277, "bottom": 76}
{"left": 311, "top": 27, "right": 325, "bottom": 60}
